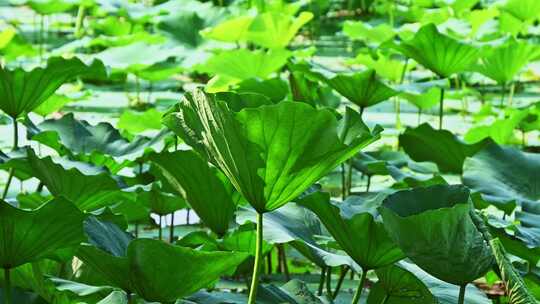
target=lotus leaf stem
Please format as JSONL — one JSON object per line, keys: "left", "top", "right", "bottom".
{"left": 458, "top": 284, "right": 466, "bottom": 304}
{"left": 169, "top": 212, "right": 175, "bottom": 243}
{"left": 4, "top": 268, "right": 11, "bottom": 304}
{"left": 74, "top": 4, "right": 85, "bottom": 38}
{"left": 351, "top": 269, "right": 367, "bottom": 304}
{"left": 2, "top": 118, "right": 18, "bottom": 200}
{"left": 438, "top": 87, "right": 445, "bottom": 130}
{"left": 317, "top": 267, "right": 326, "bottom": 296}
{"left": 333, "top": 266, "right": 349, "bottom": 299}
{"left": 326, "top": 266, "right": 332, "bottom": 296}
{"left": 248, "top": 212, "right": 263, "bottom": 304}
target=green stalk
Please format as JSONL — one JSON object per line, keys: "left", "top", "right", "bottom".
{"left": 438, "top": 88, "right": 445, "bottom": 130}
{"left": 158, "top": 216, "right": 162, "bottom": 240}
{"left": 169, "top": 212, "right": 175, "bottom": 243}
{"left": 507, "top": 82, "right": 515, "bottom": 108}
{"left": 458, "top": 284, "right": 466, "bottom": 304}
{"left": 74, "top": 3, "right": 85, "bottom": 38}
{"left": 366, "top": 175, "right": 371, "bottom": 192}
{"left": 500, "top": 83, "right": 506, "bottom": 108}
{"left": 325, "top": 267, "right": 332, "bottom": 296}
{"left": 332, "top": 266, "right": 349, "bottom": 299}
{"left": 351, "top": 269, "right": 367, "bottom": 304}
{"left": 248, "top": 212, "right": 263, "bottom": 304}
{"left": 341, "top": 164, "right": 346, "bottom": 200}
{"left": 4, "top": 268, "right": 11, "bottom": 304}
{"left": 317, "top": 267, "right": 326, "bottom": 296}
{"left": 381, "top": 294, "right": 390, "bottom": 304}
{"left": 2, "top": 118, "right": 18, "bottom": 200}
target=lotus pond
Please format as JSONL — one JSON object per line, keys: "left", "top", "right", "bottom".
{"left": 1, "top": 0, "right": 540, "bottom": 303}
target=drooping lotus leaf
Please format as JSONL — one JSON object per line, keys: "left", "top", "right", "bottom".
{"left": 29, "top": 113, "right": 166, "bottom": 161}
{"left": 245, "top": 11, "right": 313, "bottom": 49}
{"left": 343, "top": 21, "right": 396, "bottom": 46}
{"left": 399, "top": 261, "right": 491, "bottom": 304}
{"left": 464, "top": 110, "right": 528, "bottom": 145}
{"left": 399, "top": 123, "right": 489, "bottom": 173}
{"left": 380, "top": 185, "right": 494, "bottom": 285}
{"left": 163, "top": 90, "right": 382, "bottom": 213}
{"left": 297, "top": 191, "right": 404, "bottom": 270}
{"left": 135, "top": 185, "right": 186, "bottom": 216}
{"left": 235, "top": 78, "right": 289, "bottom": 103}
{"left": 83, "top": 216, "right": 133, "bottom": 258}
{"left": 0, "top": 197, "right": 85, "bottom": 269}
{"left": 474, "top": 38, "right": 540, "bottom": 85}
{"left": 463, "top": 143, "right": 540, "bottom": 205}
{"left": 236, "top": 204, "right": 359, "bottom": 270}
{"left": 27, "top": 151, "right": 126, "bottom": 211}
{"left": 196, "top": 49, "right": 290, "bottom": 92}
{"left": 318, "top": 69, "right": 398, "bottom": 110}
{"left": 200, "top": 15, "right": 253, "bottom": 43}
{"left": 0, "top": 57, "right": 106, "bottom": 118}
{"left": 78, "top": 239, "right": 248, "bottom": 303}
{"left": 93, "top": 42, "right": 179, "bottom": 72}
{"left": 150, "top": 150, "right": 237, "bottom": 236}
{"left": 386, "top": 23, "right": 479, "bottom": 78}
{"left": 366, "top": 263, "right": 437, "bottom": 304}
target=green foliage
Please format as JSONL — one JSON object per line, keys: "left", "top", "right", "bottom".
{"left": 163, "top": 90, "right": 381, "bottom": 213}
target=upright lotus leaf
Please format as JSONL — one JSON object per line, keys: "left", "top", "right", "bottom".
{"left": 150, "top": 150, "right": 237, "bottom": 237}
{"left": 386, "top": 23, "right": 479, "bottom": 78}
{"left": 93, "top": 42, "right": 179, "bottom": 72}
{"left": 380, "top": 185, "right": 494, "bottom": 286}
{"left": 200, "top": 15, "right": 253, "bottom": 43}
{"left": 196, "top": 49, "right": 291, "bottom": 92}
{"left": 297, "top": 191, "right": 404, "bottom": 270}
{"left": 399, "top": 123, "right": 489, "bottom": 173}
{"left": 27, "top": 151, "right": 125, "bottom": 211}
{"left": 163, "top": 89, "right": 382, "bottom": 213}
{"left": 474, "top": 39, "right": 540, "bottom": 85}
{"left": 0, "top": 197, "right": 85, "bottom": 269}
{"left": 367, "top": 263, "right": 437, "bottom": 304}
{"left": 29, "top": 113, "right": 166, "bottom": 161}
{"left": 245, "top": 11, "right": 313, "bottom": 49}
{"left": 319, "top": 69, "right": 398, "bottom": 111}
{"left": 0, "top": 56, "right": 106, "bottom": 118}
{"left": 78, "top": 239, "right": 248, "bottom": 303}
{"left": 463, "top": 143, "right": 540, "bottom": 205}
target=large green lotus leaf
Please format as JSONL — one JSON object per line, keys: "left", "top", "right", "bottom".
{"left": 399, "top": 123, "right": 489, "bottom": 173}
{"left": 93, "top": 42, "right": 179, "bottom": 72}
{"left": 319, "top": 69, "right": 398, "bottom": 109}
{"left": 163, "top": 90, "right": 381, "bottom": 213}
{"left": 29, "top": 113, "right": 166, "bottom": 161}
{"left": 136, "top": 185, "right": 186, "bottom": 216}
{"left": 117, "top": 108, "right": 163, "bottom": 135}
{"left": 501, "top": 0, "right": 540, "bottom": 22}
{"left": 367, "top": 263, "right": 437, "bottom": 304}
{"left": 463, "top": 143, "right": 540, "bottom": 205}
{"left": 474, "top": 39, "right": 540, "bottom": 84}
{"left": 343, "top": 21, "right": 396, "bottom": 46}
{"left": 297, "top": 191, "right": 404, "bottom": 270}
{"left": 27, "top": 151, "right": 126, "bottom": 211}
{"left": 79, "top": 239, "right": 248, "bottom": 302}
{"left": 0, "top": 57, "right": 106, "bottom": 118}
{"left": 235, "top": 78, "right": 289, "bottom": 103}
{"left": 200, "top": 15, "right": 253, "bottom": 43}
{"left": 0, "top": 197, "right": 85, "bottom": 269}
{"left": 236, "top": 204, "right": 359, "bottom": 270}
{"left": 245, "top": 12, "right": 313, "bottom": 49}
{"left": 150, "top": 150, "right": 237, "bottom": 236}
{"left": 386, "top": 23, "right": 479, "bottom": 77}
{"left": 399, "top": 261, "right": 491, "bottom": 304}
{"left": 21, "top": 0, "right": 77, "bottom": 15}
{"left": 83, "top": 216, "right": 133, "bottom": 258}
{"left": 97, "top": 291, "right": 128, "bottom": 304}
{"left": 380, "top": 185, "right": 494, "bottom": 285}
{"left": 197, "top": 49, "right": 290, "bottom": 92}
{"left": 465, "top": 110, "right": 527, "bottom": 145}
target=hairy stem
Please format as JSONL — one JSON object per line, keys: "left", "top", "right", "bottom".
{"left": 248, "top": 212, "right": 263, "bottom": 304}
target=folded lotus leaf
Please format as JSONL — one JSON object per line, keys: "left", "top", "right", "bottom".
{"left": 380, "top": 185, "right": 494, "bottom": 285}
